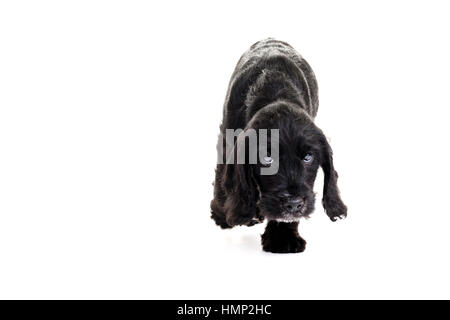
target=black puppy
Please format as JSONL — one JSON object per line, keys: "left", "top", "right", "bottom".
{"left": 211, "top": 38, "right": 347, "bottom": 253}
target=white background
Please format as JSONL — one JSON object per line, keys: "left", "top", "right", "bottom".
{"left": 1, "top": 0, "right": 450, "bottom": 299}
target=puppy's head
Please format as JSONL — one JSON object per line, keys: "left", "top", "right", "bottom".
{"left": 222, "top": 102, "right": 346, "bottom": 224}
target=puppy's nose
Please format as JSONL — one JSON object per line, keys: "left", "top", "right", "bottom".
{"left": 283, "top": 197, "right": 304, "bottom": 213}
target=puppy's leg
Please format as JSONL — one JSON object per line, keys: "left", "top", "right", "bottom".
{"left": 261, "top": 221, "right": 306, "bottom": 253}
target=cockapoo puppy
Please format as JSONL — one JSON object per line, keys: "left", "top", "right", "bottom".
{"left": 211, "top": 38, "right": 347, "bottom": 253}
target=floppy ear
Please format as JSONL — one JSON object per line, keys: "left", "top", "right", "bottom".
{"left": 319, "top": 135, "right": 347, "bottom": 221}
{"left": 221, "top": 137, "right": 260, "bottom": 227}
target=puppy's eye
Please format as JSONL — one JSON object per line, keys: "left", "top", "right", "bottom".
{"left": 262, "top": 156, "right": 273, "bottom": 166}
{"left": 303, "top": 153, "right": 313, "bottom": 163}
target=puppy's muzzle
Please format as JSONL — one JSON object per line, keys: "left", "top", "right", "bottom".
{"left": 282, "top": 196, "right": 305, "bottom": 214}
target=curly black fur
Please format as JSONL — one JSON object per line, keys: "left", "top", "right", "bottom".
{"left": 211, "top": 38, "right": 347, "bottom": 253}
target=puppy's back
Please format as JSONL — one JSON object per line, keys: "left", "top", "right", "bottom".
{"left": 224, "top": 38, "right": 319, "bottom": 130}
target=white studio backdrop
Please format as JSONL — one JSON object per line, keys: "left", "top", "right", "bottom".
{"left": 1, "top": 0, "right": 450, "bottom": 299}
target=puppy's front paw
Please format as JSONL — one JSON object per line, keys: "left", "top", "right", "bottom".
{"left": 324, "top": 201, "right": 348, "bottom": 222}
{"left": 261, "top": 231, "right": 307, "bottom": 253}
{"left": 246, "top": 217, "right": 264, "bottom": 226}
{"left": 327, "top": 207, "right": 347, "bottom": 222}
{"left": 226, "top": 214, "right": 261, "bottom": 227}
{"left": 330, "top": 213, "right": 347, "bottom": 221}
